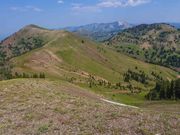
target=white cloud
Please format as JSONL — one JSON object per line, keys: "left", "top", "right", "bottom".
{"left": 10, "top": 6, "right": 43, "bottom": 12}
{"left": 72, "top": 3, "right": 101, "bottom": 13}
{"left": 72, "top": 0, "right": 150, "bottom": 12}
{"left": 126, "top": 0, "right": 151, "bottom": 6}
{"left": 26, "top": 6, "right": 43, "bottom": 12}
{"left": 98, "top": 0, "right": 150, "bottom": 8}
{"left": 57, "top": 0, "right": 64, "bottom": 4}
{"left": 97, "top": 0, "right": 124, "bottom": 8}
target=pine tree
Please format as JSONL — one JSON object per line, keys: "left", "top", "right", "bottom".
{"left": 33, "top": 73, "right": 38, "bottom": 78}
{"left": 174, "top": 79, "right": 180, "bottom": 99}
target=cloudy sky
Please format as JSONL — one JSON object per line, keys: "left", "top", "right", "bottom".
{"left": 0, "top": 0, "right": 180, "bottom": 39}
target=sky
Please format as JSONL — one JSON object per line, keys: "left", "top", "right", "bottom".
{"left": 0, "top": 0, "right": 180, "bottom": 39}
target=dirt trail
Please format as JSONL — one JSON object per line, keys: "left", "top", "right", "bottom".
{"left": 61, "top": 85, "right": 139, "bottom": 109}
{"left": 45, "top": 50, "right": 62, "bottom": 63}
{"left": 101, "top": 98, "right": 139, "bottom": 109}
{"left": 63, "top": 85, "right": 139, "bottom": 109}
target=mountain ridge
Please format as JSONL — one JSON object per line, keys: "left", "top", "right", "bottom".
{"left": 62, "top": 21, "right": 133, "bottom": 42}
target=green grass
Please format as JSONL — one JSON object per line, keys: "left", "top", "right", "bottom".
{"left": 58, "top": 49, "right": 119, "bottom": 82}
{"left": 38, "top": 124, "right": 49, "bottom": 133}
{"left": 13, "top": 31, "right": 178, "bottom": 82}
{"left": 78, "top": 83, "right": 147, "bottom": 106}
{"left": 109, "top": 92, "right": 148, "bottom": 106}
{"left": 78, "top": 82, "right": 180, "bottom": 110}
{"left": 10, "top": 29, "right": 179, "bottom": 107}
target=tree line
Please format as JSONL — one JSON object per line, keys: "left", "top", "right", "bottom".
{"left": 14, "top": 72, "right": 45, "bottom": 79}
{"left": 0, "top": 46, "right": 12, "bottom": 80}
{"left": 123, "top": 69, "right": 148, "bottom": 84}
{"left": 146, "top": 78, "right": 180, "bottom": 100}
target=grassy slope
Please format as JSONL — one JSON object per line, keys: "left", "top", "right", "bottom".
{"left": 12, "top": 30, "right": 177, "bottom": 82}
{"left": 0, "top": 78, "right": 179, "bottom": 135}
{"left": 11, "top": 28, "right": 179, "bottom": 106}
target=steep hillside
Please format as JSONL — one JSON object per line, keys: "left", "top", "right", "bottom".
{"left": 63, "top": 21, "right": 132, "bottom": 42}
{"left": 0, "top": 25, "right": 176, "bottom": 106}
{"left": 0, "top": 25, "right": 57, "bottom": 59}
{"left": 107, "top": 23, "right": 180, "bottom": 71}
{"left": 0, "top": 25, "right": 56, "bottom": 80}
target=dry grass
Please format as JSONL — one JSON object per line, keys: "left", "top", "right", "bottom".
{"left": 0, "top": 79, "right": 179, "bottom": 135}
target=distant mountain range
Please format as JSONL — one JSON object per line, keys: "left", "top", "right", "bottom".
{"left": 62, "top": 21, "right": 133, "bottom": 41}
{"left": 61, "top": 21, "right": 180, "bottom": 42}
{"left": 1, "top": 22, "right": 179, "bottom": 42}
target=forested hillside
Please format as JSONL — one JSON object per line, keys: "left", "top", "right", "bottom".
{"left": 146, "top": 78, "right": 180, "bottom": 100}
{"left": 107, "top": 23, "right": 180, "bottom": 71}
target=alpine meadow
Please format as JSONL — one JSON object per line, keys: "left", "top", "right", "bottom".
{"left": 0, "top": 0, "right": 180, "bottom": 134}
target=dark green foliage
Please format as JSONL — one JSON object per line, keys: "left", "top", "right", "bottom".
{"left": 0, "top": 35, "right": 45, "bottom": 80}
{"left": 123, "top": 69, "right": 148, "bottom": 84}
{"left": 146, "top": 78, "right": 180, "bottom": 100}
{"left": 115, "top": 44, "right": 180, "bottom": 69}
{"left": 12, "top": 36, "right": 44, "bottom": 57}
{"left": 39, "top": 73, "right": 46, "bottom": 78}
{"left": 33, "top": 73, "right": 38, "bottom": 78}
{"left": 151, "top": 71, "right": 163, "bottom": 81}
{"left": 0, "top": 45, "right": 12, "bottom": 80}
{"left": 0, "top": 65, "right": 13, "bottom": 80}
{"left": 88, "top": 75, "right": 96, "bottom": 88}
{"left": 68, "top": 77, "right": 76, "bottom": 83}
{"left": 174, "top": 79, "right": 180, "bottom": 98}
{"left": 14, "top": 72, "right": 45, "bottom": 79}
{"left": 165, "top": 54, "right": 180, "bottom": 67}
{"left": 108, "top": 23, "right": 180, "bottom": 70}
{"left": 23, "top": 73, "right": 29, "bottom": 78}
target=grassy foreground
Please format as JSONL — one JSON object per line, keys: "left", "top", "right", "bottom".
{"left": 0, "top": 78, "right": 179, "bottom": 135}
